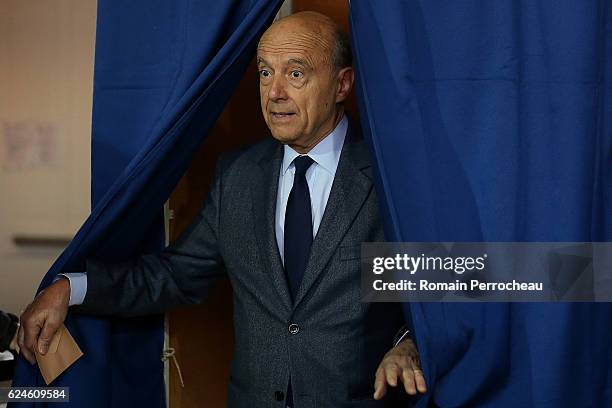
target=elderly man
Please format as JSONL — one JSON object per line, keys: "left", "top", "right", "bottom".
{"left": 19, "top": 11, "right": 426, "bottom": 407}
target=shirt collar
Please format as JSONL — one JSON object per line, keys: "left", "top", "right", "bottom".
{"left": 281, "top": 115, "right": 348, "bottom": 175}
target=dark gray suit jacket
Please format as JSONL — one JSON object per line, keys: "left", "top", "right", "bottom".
{"left": 76, "top": 123, "right": 407, "bottom": 407}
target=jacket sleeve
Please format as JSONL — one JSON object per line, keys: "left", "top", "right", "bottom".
{"left": 72, "top": 158, "right": 227, "bottom": 318}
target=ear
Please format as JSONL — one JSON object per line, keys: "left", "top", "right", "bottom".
{"left": 335, "top": 66, "right": 354, "bottom": 103}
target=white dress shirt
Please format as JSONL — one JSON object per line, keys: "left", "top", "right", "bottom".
{"left": 61, "top": 115, "right": 349, "bottom": 306}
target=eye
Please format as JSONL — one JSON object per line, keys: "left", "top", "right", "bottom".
{"left": 290, "top": 70, "right": 303, "bottom": 79}
{"left": 259, "top": 69, "right": 271, "bottom": 78}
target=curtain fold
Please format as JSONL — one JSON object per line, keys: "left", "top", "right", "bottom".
{"left": 350, "top": 1, "right": 612, "bottom": 407}
{"left": 10, "top": 1, "right": 283, "bottom": 407}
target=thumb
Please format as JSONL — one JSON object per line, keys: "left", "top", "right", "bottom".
{"left": 37, "top": 320, "right": 59, "bottom": 355}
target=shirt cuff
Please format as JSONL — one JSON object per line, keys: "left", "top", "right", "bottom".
{"left": 54, "top": 273, "right": 87, "bottom": 306}
{"left": 393, "top": 324, "right": 411, "bottom": 347}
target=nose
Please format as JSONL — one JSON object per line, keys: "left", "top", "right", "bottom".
{"left": 268, "top": 74, "right": 288, "bottom": 102}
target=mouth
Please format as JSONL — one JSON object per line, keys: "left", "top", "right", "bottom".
{"left": 270, "top": 111, "right": 296, "bottom": 122}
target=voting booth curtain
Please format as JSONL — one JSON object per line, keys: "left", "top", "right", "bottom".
{"left": 10, "top": 0, "right": 282, "bottom": 407}
{"left": 350, "top": 1, "right": 612, "bottom": 407}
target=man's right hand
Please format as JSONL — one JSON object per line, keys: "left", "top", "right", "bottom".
{"left": 18, "top": 279, "right": 70, "bottom": 364}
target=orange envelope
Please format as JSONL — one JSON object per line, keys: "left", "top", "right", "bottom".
{"left": 34, "top": 324, "right": 83, "bottom": 385}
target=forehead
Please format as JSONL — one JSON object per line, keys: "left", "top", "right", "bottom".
{"left": 257, "top": 26, "right": 332, "bottom": 67}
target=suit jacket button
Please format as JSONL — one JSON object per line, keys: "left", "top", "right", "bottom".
{"left": 274, "top": 390, "right": 284, "bottom": 401}
{"left": 288, "top": 323, "right": 300, "bottom": 335}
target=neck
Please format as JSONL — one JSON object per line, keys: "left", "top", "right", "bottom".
{"left": 289, "top": 108, "right": 345, "bottom": 154}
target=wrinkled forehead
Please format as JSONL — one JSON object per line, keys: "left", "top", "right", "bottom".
{"left": 257, "top": 24, "right": 333, "bottom": 68}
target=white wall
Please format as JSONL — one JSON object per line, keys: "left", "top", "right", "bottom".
{"left": 0, "top": 0, "right": 96, "bottom": 314}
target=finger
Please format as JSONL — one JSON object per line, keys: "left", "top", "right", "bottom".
{"left": 409, "top": 356, "right": 427, "bottom": 394}
{"left": 385, "top": 363, "right": 400, "bottom": 387}
{"left": 37, "top": 318, "right": 59, "bottom": 355}
{"left": 18, "top": 325, "right": 35, "bottom": 365}
{"left": 401, "top": 368, "right": 417, "bottom": 395}
{"left": 373, "top": 367, "right": 387, "bottom": 400}
{"left": 23, "top": 319, "right": 42, "bottom": 352}
{"left": 413, "top": 369, "right": 427, "bottom": 393}
{"left": 23, "top": 317, "right": 43, "bottom": 365}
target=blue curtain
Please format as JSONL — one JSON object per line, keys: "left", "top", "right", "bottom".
{"left": 10, "top": 0, "right": 282, "bottom": 406}
{"left": 350, "top": 1, "right": 611, "bottom": 407}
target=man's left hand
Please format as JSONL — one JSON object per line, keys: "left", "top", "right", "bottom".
{"left": 373, "top": 338, "right": 427, "bottom": 400}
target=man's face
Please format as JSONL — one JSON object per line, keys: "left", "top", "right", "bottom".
{"left": 257, "top": 23, "right": 344, "bottom": 151}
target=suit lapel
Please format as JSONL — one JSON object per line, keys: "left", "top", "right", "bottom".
{"left": 294, "top": 124, "right": 373, "bottom": 308}
{"left": 250, "top": 140, "right": 293, "bottom": 311}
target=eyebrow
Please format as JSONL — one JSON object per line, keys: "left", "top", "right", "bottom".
{"left": 256, "top": 56, "right": 313, "bottom": 70}
{"left": 287, "top": 58, "right": 311, "bottom": 69}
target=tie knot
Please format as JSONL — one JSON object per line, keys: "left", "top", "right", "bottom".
{"left": 293, "top": 155, "right": 314, "bottom": 178}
